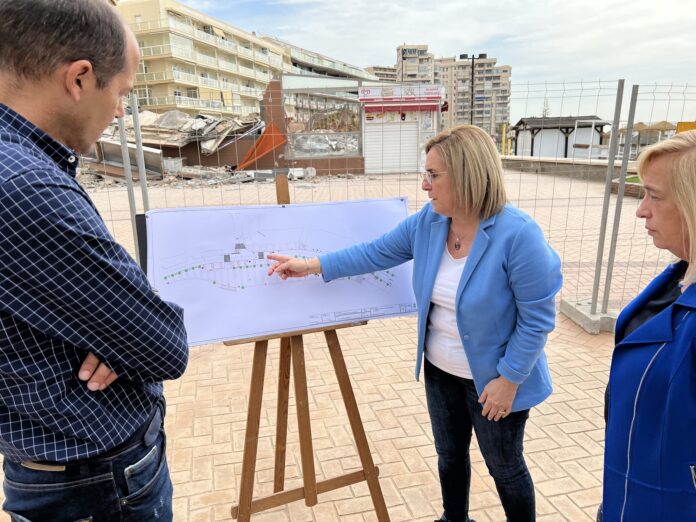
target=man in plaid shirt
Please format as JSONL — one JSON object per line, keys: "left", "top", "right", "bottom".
{"left": 0, "top": 1, "right": 189, "bottom": 520}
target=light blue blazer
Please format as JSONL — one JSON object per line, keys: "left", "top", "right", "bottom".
{"left": 319, "top": 203, "right": 562, "bottom": 412}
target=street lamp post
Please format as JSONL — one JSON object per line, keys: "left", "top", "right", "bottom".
{"left": 460, "top": 53, "right": 485, "bottom": 125}
{"left": 457, "top": 53, "right": 488, "bottom": 127}
{"left": 470, "top": 54, "right": 475, "bottom": 125}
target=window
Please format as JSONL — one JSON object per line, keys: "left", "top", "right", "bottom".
{"left": 135, "top": 87, "right": 152, "bottom": 104}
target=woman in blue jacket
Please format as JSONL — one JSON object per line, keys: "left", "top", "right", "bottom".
{"left": 269, "top": 125, "right": 562, "bottom": 522}
{"left": 601, "top": 131, "right": 696, "bottom": 521}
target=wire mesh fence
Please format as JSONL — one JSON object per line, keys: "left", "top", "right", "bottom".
{"left": 81, "top": 78, "right": 696, "bottom": 324}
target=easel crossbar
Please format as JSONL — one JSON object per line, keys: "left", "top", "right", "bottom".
{"left": 231, "top": 467, "right": 380, "bottom": 518}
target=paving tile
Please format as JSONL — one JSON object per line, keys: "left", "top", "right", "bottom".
{"left": 0, "top": 174, "right": 634, "bottom": 521}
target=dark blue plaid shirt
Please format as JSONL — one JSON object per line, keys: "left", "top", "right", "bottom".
{"left": 0, "top": 104, "right": 189, "bottom": 463}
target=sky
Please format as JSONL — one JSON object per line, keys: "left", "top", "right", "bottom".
{"left": 178, "top": 0, "right": 696, "bottom": 122}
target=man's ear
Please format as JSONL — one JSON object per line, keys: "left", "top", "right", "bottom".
{"left": 63, "top": 59, "right": 95, "bottom": 102}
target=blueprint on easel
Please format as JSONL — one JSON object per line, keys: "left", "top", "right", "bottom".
{"left": 146, "top": 198, "right": 417, "bottom": 345}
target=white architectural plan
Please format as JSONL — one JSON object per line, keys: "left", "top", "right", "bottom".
{"left": 146, "top": 198, "right": 417, "bottom": 345}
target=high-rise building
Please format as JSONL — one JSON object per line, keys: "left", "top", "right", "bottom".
{"left": 435, "top": 53, "right": 511, "bottom": 137}
{"left": 396, "top": 44, "right": 434, "bottom": 84}
{"left": 365, "top": 66, "right": 397, "bottom": 82}
{"left": 117, "top": 0, "right": 291, "bottom": 118}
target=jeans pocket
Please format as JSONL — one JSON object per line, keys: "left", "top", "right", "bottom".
{"left": 124, "top": 443, "right": 159, "bottom": 497}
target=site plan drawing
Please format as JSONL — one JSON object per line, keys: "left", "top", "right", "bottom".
{"left": 146, "top": 198, "right": 417, "bottom": 345}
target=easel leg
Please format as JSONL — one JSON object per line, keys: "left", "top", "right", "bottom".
{"left": 235, "top": 340, "right": 269, "bottom": 522}
{"left": 274, "top": 336, "right": 291, "bottom": 493}
{"left": 324, "top": 330, "right": 391, "bottom": 521}
{"left": 290, "top": 334, "right": 318, "bottom": 506}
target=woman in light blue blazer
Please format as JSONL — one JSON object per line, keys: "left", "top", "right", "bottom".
{"left": 269, "top": 125, "right": 562, "bottom": 522}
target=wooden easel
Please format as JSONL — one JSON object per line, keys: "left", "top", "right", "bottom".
{"left": 227, "top": 175, "right": 390, "bottom": 521}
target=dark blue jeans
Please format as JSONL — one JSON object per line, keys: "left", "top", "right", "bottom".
{"left": 425, "top": 358, "right": 535, "bottom": 522}
{"left": 2, "top": 404, "right": 173, "bottom": 522}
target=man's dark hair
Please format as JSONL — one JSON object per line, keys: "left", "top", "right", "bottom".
{"left": 0, "top": 0, "right": 127, "bottom": 88}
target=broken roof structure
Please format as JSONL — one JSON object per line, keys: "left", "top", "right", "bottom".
{"left": 100, "top": 110, "right": 264, "bottom": 155}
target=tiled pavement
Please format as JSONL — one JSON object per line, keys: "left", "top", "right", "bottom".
{"left": 156, "top": 312, "right": 613, "bottom": 522}
{"left": 0, "top": 170, "right": 645, "bottom": 520}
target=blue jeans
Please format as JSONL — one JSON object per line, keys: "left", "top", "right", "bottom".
{"left": 425, "top": 358, "right": 535, "bottom": 522}
{"left": 2, "top": 403, "right": 173, "bottom": 522}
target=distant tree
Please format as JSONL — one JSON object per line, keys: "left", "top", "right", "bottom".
{"left": 542, "top": 98, "right": 551, "bottom": 118}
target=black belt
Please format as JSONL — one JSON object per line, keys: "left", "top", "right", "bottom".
{"left": 21, "top": 397, "right": 165, "bottom": 473}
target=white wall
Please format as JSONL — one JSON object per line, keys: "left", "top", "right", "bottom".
{"left": 516, "top": 126, "right": 602, "bottom": 159}
{"left": 517, "top": 130, "right": 532, "bottom": 156}
{"left": 568, "top": 127, "right": 602, "bottom": 160}
{"left": 533, "top": 129, "right": 566, "bottom": 158}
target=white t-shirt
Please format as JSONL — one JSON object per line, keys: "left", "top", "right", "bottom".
{"left": 425, "top": 248, "right": 472, "bottom": 378}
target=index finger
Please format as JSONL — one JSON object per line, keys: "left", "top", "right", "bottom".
{"left": 78, "top": 352, "right": 100, "bottom": 381}
{"left": 266, "top": 253, "right": 290, "bottom": 263}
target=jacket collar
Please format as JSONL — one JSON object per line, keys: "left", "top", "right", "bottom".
{"left": 617, "top": 261, "right": 694, "bottom": 347}
{"left": 426, "top": 211, "right": 498, "bottom": 303}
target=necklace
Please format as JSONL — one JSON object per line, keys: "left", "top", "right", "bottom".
{"left": 450, "top": 228, "right": 461, "bottom": 251}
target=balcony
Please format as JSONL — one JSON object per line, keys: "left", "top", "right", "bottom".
{"left": 238, "top": 47, "right": 254, "bottom": 60}
{"left": 239, "top": 85, "right": 262, "bottom": 98}
{"left": 133, "top": 18, "right": 194, "bottom": 37}
{"left": 172, "top": 70, "right": 198, "bottom": 85}
{"left": 269, "top": 56, "right": 284, "bottom": 69}
{"left": 144, "top": 95, "right": 224, "bottom": 111}
{"left": 217, "top": 38, "right": 237, "bottom": 55}
{"left": 240, "top": 106, "right": 259, "bottom": 116}
{"left": 254, "top": 52, "right": 269, "bottom": 65}
{"left": 199, "top": 76, "right": 220, "bottom": 89}
{"left": 255, "top": 70, "right": 270, "bottom": 82}
{"left": 193, "top": 28, "right": 217, "bottom": 46}
{"left": 238, "top": 65, "right": 256, "bottom": 79}
{"left": 141, "top": 45, "right": 196, "bottom": 62}
{"left": 218, "top": 60, "right": 238, "bottom": 73}
{"left": 196, "top": 53, "right": 218, "bottom": 68}
{"left": 136, "top": 71, "right": 171, "bottom": 83}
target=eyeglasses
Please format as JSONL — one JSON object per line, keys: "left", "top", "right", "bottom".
{"left": 420, "top": 170, "right": 447, "bottom": 185}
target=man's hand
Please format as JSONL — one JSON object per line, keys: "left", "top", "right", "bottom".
{"left": 78, "top": 353, "right": 118, "bottom": 391}
{"left": 479, "top": 375, "right": 519, "bottom": 422}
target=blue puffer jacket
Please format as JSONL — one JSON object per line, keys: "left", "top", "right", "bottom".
{"left": 603, "top": 260, "right": 696, "bottom": 521}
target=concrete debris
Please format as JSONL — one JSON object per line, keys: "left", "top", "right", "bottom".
{"left": 101, "top": 110, "right": 262, "bottom": 154}
{"left": 287, "top": 132, "right": 358, "bottom": 156}
{"left": 76, "top": 165, "right": 318, "bottom": 190}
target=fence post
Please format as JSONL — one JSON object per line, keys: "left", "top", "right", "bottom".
{"left": 601, "top": 84, "right": 640, "bottom": 314}
{"left": 117, "top": 117, "right": 141, "bottom": 266}
{"left": 129, "top": 92, "right": 150, "bottom": 212}
{"left": 590, "top": 79, "right": 624, "bottom": 314}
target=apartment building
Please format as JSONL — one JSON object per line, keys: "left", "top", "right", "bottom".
{"left": 117, "top": 0, "right": 295, "bottom": 118}
{"left": 396, "top": 44, "right": 434, "bottom": 83}
{"left": 365, "top": 66, "right": 397, "bottom": 82}
{"left": 434, "top": 53, "right": 511, "bottom": 138}
{"left": 261, "top": 37, "right": 376, "bottom": 127}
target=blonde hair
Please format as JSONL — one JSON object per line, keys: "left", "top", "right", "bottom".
{"left": 425, "top": 124, "right": 507, "bottom": 219}
{"left": 637, "top": 130, "right": 696, "bottom": 286}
